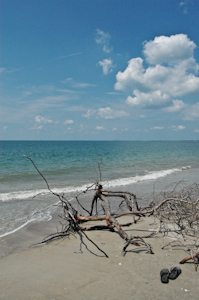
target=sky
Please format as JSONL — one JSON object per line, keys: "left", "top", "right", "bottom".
{"left": 0, "top": 0, "right": 199, "bottom": 140}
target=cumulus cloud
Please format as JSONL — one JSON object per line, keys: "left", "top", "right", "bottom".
{"left": 171, "top": 125, "right": 185, "bottom": 130}
{"left": 98, "top": 59, "right": 114, "bottom": 75}
{"left": 164, "top": 100, "right": 186, "bottom": 112}
{"left": 65, "top": 127, "right": 73, "bottom": 131}
{"left": 143, "top": 34, "right": 196, "bottom": 64}
{"left": 82, "top": 107, "right": 128, "bottom": 119}
{"left": 115, "top": 34, "right": 199, "bottom": 110}
{"left": 82, "top": 109, "right": 96, "bottom": 118}
{"left": 35, "top": 115, "right": 56, "bottom": 124}
{"left": 95, "top": 29, "right": 113, "bottom": 53}
{"left": 96, "top": 126, "right": 105, "bottom": 130}
{"left": 126, "top": 90, "right": 169, "bottom": 107}
{"left": 97, "top": 107, "right": 128, "bottom": 119}
{"left": 178, "top": 125, "right": 185, "bottom": 130}
{"left": 64, "top": 119, "right": 74, "bottom": 125}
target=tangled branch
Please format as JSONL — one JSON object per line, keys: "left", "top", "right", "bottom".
{"left": 24, "top": 155, "right": 199, "bottom": 269}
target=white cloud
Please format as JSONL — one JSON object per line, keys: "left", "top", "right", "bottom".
{"left": 115, "top": 34, "right": 199, "bottom": 110}
{"left": 108, "top": 92, "right": 122, "bottom": 95}
{"left": 164, "top": 100, "right": 186, "bottom": 112}
{"left": 182, "top": 102, "right": 199, "bottom": 120}
{"left": 143, "top": 34, "right": 196, "bottom": 64}
{"left": 96, "top": 126, "right": 105, "bottom": 130}
{"left": 64, "top": 119, "right": 74, "bottom": 125}
{"left": 126, "top": 90, "right": 169, "bottom": 107}
{"left": 179, "top": 1, "right": 191, "bottom": 14}
{"left": 83, "top": 107, "right": 128, "bottom": 119}
{"left": 31, "top": 125, "right": 43, "bottom": 130}
{"left": 0, "top": 68, "right": 5, "bottom": 73}
{"left": 178, "top": 125, "right": 185, "bottom": 130}
{"left": 62, "top": 78, "right": 96, "bottom": 88}
{"left": 151, "top": 126, "right": 164, "bottom": 130}
{"left": 35, "top": 115, "right": 56, "bottom": 124}
{"left": 171, "top": 125, "right": 185, "bottom": 130}
{"left": 97, "top": 107, "right": 128, "bottom": 119}
{"left": 194, "top": 129, "right": 199, "bottom": 133}
{"left": 95, "top": 29, "right": 113, "bottom": 53}
{"left": 66, "top": 127, "right": 73, "bottom": 131}
{"left": 54, "top": 52, "right": 82, "bottom": 60}
{"left": 71, "top": 82, "right": 96, "bottom": 88}
{"left": 82, "top": 109, "right": 96, "bottom": 118}
{"left": 98, "top": 59, "right": 114, "bottom": 75}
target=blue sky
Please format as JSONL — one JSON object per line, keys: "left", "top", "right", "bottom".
{"left": 1, "top": 0, "right": 199, "bottom": 140}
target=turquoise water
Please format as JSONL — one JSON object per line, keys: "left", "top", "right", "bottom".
{"left": 0, "top": 140, "right": 199, "bottom": 237}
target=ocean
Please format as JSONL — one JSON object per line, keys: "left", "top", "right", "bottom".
{"left": 0, "top": 140, "right": 199, "bottom": 255}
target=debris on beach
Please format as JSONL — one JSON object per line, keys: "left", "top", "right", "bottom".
{"left": 24, "top": 155, "right": 199, "bottom": 270}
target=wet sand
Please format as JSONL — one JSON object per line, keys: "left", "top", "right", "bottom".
{"left": 0, "top": 216, "right": 199, "bottom": 300}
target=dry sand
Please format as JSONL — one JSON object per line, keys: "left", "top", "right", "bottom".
{"left": 0, "top": 216, "right": 199, "bottom": 300}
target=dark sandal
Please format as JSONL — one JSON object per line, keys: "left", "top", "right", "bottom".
{"left": 169, "top": 267, "right": 181, "bottom": 280}
{"left": 160, "top": 268, "right": 170, "bottom": 283}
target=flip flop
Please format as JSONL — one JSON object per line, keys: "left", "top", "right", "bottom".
{"left": 169, "top": 267, "right": 182, "bottom": 280}
{"left": 160, "top": 268, "right": 170, "bottom": 283}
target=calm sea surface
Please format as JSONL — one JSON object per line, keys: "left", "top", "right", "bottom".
{"left": 0, "top": 140, "right": 199, "bottom": 237}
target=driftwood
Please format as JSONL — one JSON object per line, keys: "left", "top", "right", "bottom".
{"left": 24, "top": 155, "right": 199, "bottom": 270}
{"left": 154, "top": 182, "right": 199, "bottom": 270}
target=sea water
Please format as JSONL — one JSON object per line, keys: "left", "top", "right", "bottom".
{"left": 0, "top": 140, "right": 199, "bottom": 238}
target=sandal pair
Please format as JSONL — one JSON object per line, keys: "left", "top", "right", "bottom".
{"left": 160, "top": 267, "right": 181, "bottom": 283}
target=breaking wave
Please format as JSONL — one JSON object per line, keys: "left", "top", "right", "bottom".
{"left": 0, "top": 166, "right": 190, "bottom": 202}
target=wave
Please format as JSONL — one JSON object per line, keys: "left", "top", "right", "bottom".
{"left": 0, "top": 209, "right": 52, "bottom": 238}
{"left": 104, "top": 168, "right": 182, "bottom": 187}
{"left": 0, "top": 166, "right": 191, "bottom": 202}
{"left": 182, "top": 166, "right": 191, "bottom": 170}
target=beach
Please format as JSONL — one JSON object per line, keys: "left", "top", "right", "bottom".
{"left": 1, "top": 141, "right": 199, "bottom": 299}
{"left": 0, "top": 215, "right": 199, "bottom": 300}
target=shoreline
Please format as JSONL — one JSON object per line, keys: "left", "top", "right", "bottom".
{"left": 1, "top": 167, "right": 198, "bottom": 259}
{"left": 0, "top": 216, "right": 199, "bottom": 299}
{"left": 1, "top": 170, "right": 199, "bottom": 299}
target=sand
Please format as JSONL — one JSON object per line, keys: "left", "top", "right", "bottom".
{"left": 0, "top": 216, "right": 199, "bottom": 300}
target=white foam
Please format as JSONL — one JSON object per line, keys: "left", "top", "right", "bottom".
{"left": 0, "top": 166, "right": 189, "bottom": 202}
{"left": 0, "top": 183, "right": 91, "bottom": 201}
{"left": 0, "top": 210, "right": 52, "bottom": 238}
{"left": 103, "top": 168, "right": 181, "bottom": 188}
{"left": 182, "top": 166, "right": 191, "bottom": 170}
